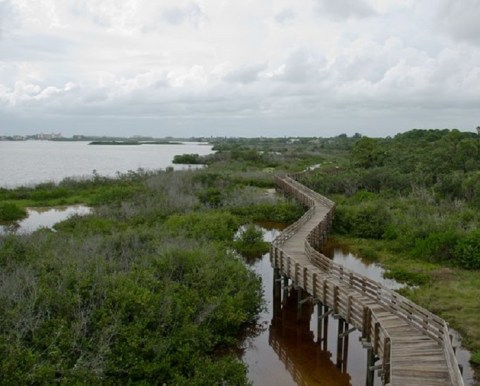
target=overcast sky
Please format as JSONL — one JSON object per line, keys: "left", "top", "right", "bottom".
{"left": 1, "top": 0, "right": 480, "bottom": 137}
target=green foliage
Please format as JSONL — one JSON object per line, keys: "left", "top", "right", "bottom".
{"left": 229, "top": 201, "right": 304, "bottom": 223}
{"left": 234, "top": 224, "right": 269, "bottom": 258}
{"left": 351, "top": 137, "right": 385, "bottom": 168}
{"left": 0, "top": 229, "right": 261, "bottom": 384}
{"left": 197, "top": 188, "right": 224, "bottom": 208}
{"left": 455, "top": 231, "right": 480, "bottom": 270}
{"left": 164, "top": 211, "right": 241, "bottom": 242}
{"left": 0, "top": 202, "right": 27, "bottom": 222}
{"left": 384, "top": 267, "right": 430, "bottom": 286}
{"left": 471, "top": 350, "right": 480, "bottom": 366}
{"left": 411, "top": 231, "right": 460, "bottom": 264}
{"left": 334, "top": 202, "right": 391, "bottom": 239}
{"left": 173, "top": 153, "right": 203, "bottom": 164}
{"left": 0, "top": 166, "right": 293, "bottom": 384}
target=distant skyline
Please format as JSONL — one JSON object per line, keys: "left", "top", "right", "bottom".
{"left": 1, "top": 0, "right": 480, "bottom": 137}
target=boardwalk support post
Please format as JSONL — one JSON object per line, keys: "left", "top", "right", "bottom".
{"left": 366, "top": 348, "right": 375, "bottom": 386}
{"left": 273, "top": 268, "right": 282, "bottom": 316}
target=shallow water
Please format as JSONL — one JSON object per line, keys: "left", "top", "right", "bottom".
{"left": 322, "top": 239, "right": 403, "bottom": 290}
{"left": 241, "top": 225, "right": 382, "bottom": 386}
{"left": 0, "top": 205, "right": 91, "bottom": 234}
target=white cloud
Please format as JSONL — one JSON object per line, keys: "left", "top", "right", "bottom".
{"left": 274, "top": 8, "right": 296, "bottom": 24}
{"left": 315, "top": 0, "right": 376, "bottom": 20}
{"left": 162, "top": 2, "right": 205, "bottom": 27}
{"left": 224, "top": 63, "right": 267, "bottom": 84}
{"left": 0, "top": 0, "right": 480, "bottom": 136}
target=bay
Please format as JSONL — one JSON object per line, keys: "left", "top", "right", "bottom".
{"left": 0, "top": 141, "right": 213, "bottom": 188}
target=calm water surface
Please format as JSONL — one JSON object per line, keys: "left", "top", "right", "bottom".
{"left": 0, "top": 141, "right": 213, "bottom": 187}
{"left": 0, "top": 205, "right": 91, "bottom": 235}
{"left": 242, "top": 225, "right": 381, "bottom": 386}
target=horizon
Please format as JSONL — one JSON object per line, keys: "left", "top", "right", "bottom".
{"left": 2, "top": 126, "right": 479, "bottom": 140}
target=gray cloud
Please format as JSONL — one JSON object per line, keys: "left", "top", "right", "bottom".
{"left": 223, "top": 63, "right": 266, "bottom": 84}
{"left": 1, "top": 0, "right": 480, "bottom": 137}
{"left": 437, "top": 0, "right": 480, "bottom": 45}
{"left": 316, "top": 0, "right": 376, "bottom": 20}
{"left": 273, "top": 50, "right": 327, "bottom": 84}
{"left": 0, "top": 0, "right": 17, "bottom": 40}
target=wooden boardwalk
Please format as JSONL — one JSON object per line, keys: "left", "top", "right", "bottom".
{"left": 270, "top": 174, "right": 464, "bottom": 386}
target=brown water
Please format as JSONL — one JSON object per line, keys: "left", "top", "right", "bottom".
{"left": 241, "top": 225, "right": 477, "bottom": 386}
{"left": 241, "top": 224, "right": 382, "bottom": 386}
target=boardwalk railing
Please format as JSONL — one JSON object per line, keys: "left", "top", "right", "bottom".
{"left": 271, "top": 173, "right": 464, "bottom": 386}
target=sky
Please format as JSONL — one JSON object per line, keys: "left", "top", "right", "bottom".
{"left": 1, "top": 0, "right": 480, "bottom": 138}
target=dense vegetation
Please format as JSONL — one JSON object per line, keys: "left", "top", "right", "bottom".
{"left": 300, "top": 129, "right": 480, "bottom": 270}
{"left": 298, "top": 129, "right": 480, "bottom": 368}
{"left": 0, "top": 168, "right": 304, "bottom": 384}
{"left": 1, "top": 129, "right": 479, "bottom": 382}
{"left": 0, "top": 202, "right": 27, "bottom": 222}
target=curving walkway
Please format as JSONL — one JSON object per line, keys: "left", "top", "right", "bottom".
{"left": 270, "top": 174, "right": 464, "bottom": 386}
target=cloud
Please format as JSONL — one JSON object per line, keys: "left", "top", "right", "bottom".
{"left": 274, "top": 8, "right": 296, "bottom": 24}
{"left": 223, "top": 63, "right": 266, "bottom": 84}
{"left": 1, "top": 0, "right": 480, "bottom": 137}
{"left": 315, "top": 0, "right": 376, "bottom": 20}
{"left": 436, "top": 0, "right": 480, "bottom": 46}
{"left": 162, "top": 2, "right": 205, "bottom": 27}
{"left": 271, "top": 50, "right": 327, "bottom": 84}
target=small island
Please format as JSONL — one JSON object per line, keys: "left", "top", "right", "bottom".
{"left": 89, "top": 140, "right": 183, "bottom": 145}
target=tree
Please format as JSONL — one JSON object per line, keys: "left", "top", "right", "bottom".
{"left": 350, "top": 137, "right": 385, "bottom": 168}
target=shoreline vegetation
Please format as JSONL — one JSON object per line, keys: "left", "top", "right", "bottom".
{"left": 1, "top": 129, "right": 479, "bottom": 382}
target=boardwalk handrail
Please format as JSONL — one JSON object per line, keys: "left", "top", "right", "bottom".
{"left": 271, "top": 173, "right": 464, "bottom": 386}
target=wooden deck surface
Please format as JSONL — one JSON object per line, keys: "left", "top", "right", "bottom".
{"left": 271, "top": 175, "right": 464, "bottom": 386}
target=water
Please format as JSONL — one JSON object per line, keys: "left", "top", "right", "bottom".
{"left": 241, "top": 224, "right": 383, "bottom": 386}
{"left": 0, "top": 205, "right": 91, "bottom": 234}
{"left": 322, "top": 239, "right": 477, "bottom": 385}
{"left": 0, "top": 141, "right": 213, "bottom": 188}
{"left": 241, "top": 226, "right": 477, "bottom": 386}
{"left": 322, "top": 240, "right": 403, "bottom": 290}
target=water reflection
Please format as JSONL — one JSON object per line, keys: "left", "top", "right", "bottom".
{"left": 322, "top": 239, "right": 403, "bottom": 290}
{"left": 0, "top": 205, "right": 91, "bottom": 234}
{"left": 242, "top": 227, "right": 476, "bottom": 386}
{"left": 270, "top": 287, "right": 351, "bottom": 386}
{"left": 241, "top": 224, "right": 375, "bottom": 386}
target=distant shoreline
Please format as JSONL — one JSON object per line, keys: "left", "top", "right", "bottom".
{"left": 88, "top": 141, "right": 183, "bottom": 146}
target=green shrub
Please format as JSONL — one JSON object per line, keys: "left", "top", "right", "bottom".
{"left": 334, "top": 203, "right": 391, "bottom": 239}
{"left": 197, "top": 188, "right": 224, "bottom": 208}
{"left": 230, "top": 201, "right": 304, "bottom": 223}
{"left": 173, "top": 154, "right": 202, "bottom": 164}
{"left": 470, "top": 350, "right": 480, "bottom": 365}
{"left": 164, "top": 212, "right": 241, "bottom": 242}
{"left": 411, "top": 231, "right": 460, "bottom": 264}
{"left": 384, "top": 267, "right": 430, "bottom": 286}
{"left": 234, "top": 224, "right": 269, "bottom": 258}
{"left": 0, "top": 202, "right": 27, "bottom": 222}
{"left": 454, "top": 231, "right": 480, "bottom": 270}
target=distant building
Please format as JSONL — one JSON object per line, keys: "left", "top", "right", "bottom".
{"left": 29, "top": 132, "right": 63, "bottom": 140}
